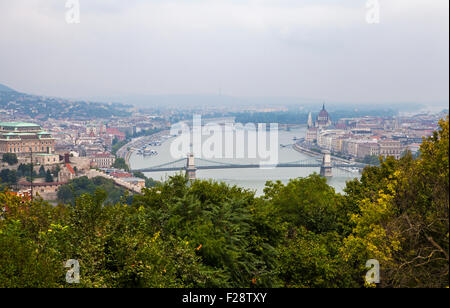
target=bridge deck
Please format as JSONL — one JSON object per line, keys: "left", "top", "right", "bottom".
{"left": 133, "top": 163, "right": 367, "bottom": 173}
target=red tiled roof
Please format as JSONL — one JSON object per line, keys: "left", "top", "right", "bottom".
{"left": 66, "top": 163, "right": 75, "bottom": 175}
{"left": 91, "top": 153, "right": 114, "bottom": 158}
{"left": 106, "top": 128, "right": 126, "bottom": 137}
{"left": 18, "top": 182, "right": 67, "bottom": 187}
{"left": 110, "top": 172, "right": 132, "bottom": 178}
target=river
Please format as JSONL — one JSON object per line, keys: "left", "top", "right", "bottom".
{"left": 129, "top": 126, "right": 360, "bottom": 196}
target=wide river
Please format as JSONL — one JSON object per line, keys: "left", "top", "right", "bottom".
{"left": 129, "top": 126, "right": 360, "bottom": 196}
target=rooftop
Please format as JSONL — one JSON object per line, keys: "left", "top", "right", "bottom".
{"left": 121, "top": 177, "right": 146, "bottom": 182}
{"left": 0, "top": 122, "right": 41, "bottom": 128}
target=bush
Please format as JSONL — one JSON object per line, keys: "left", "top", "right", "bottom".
{"left": 2, "top": 153, "right": 18, "bottom": 166}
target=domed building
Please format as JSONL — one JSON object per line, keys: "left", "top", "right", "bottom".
{"left": 315, "top": 104, "right": 331, "bottom": 128}
{"left": 0, "top": 122, "right": 55, "bottom": 156}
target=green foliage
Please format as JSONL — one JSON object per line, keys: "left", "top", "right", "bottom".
{"left": 264, "top": 174, "right": 347, "bottom": 234}
{"left": 0, "top": 89, "right": 131, "bottom": 120}
{"left": 133, "top": 176, "right": 280, "bottom": 287}
{"left": 133, "top": 171, "right": 160, "bottom": 188}
{"left": 52, "top": 165, "right": 61, "bottom": 177}
{"left": 17, "top": 163, "right": 36, "bottom": 178}
{"left": 2, "top": 153, "right": 18, "bottom": 165}
{"left": 356, "top": 155, "right": 381, "bottom": 166}
{"left": 0, "top": 169, "right": 17, "bottom": 187}
{"left": 45, "top": 169, "right": 53, "bottom": 183}
{"left": 342, "top": 117, "right": 449, "bottom": 288}
{"left": 263, "top": 175, "right": 360, "bottom": 288}
{"left": 39, "top": 165, "right": 46, "bottom": 177}
{"left": 57, "top": 176, "right": 132, "bottom": 205}
{"left": 112, "top": 158, "right": 129, "bottom": 171}
{"left": 0, "top": 220, "right": 62, "bottom": 288}
{"left": 0, "top": 190, "right": 207, "bottom": 288}
{"left": 112, "top": 140, "right": 128, "bottom": 155}
{"left": 277, "top": 227, "right": 358, "bottom": 288}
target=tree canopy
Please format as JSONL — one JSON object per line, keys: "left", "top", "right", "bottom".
{"left": 2, "top": 153, "right": 18, "bottom": 166}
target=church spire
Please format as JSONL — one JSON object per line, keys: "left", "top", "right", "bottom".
{"left": 307, "top": 112, "right": 313, "bottom": 128}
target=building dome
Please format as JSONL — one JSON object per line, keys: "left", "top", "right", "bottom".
{"left": 316, "top": 104, "right": 331, "bottom": 128}
{"left": 318, "top": 105, "right": 329, "bottom": 118}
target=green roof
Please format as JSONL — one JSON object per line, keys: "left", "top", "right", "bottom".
{"left": 0, "top": 122, "right": 41, "bottom": 128}
{"left": 1, "top": 132, "right": 41, "bottom": 136}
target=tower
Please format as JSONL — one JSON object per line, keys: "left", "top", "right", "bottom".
{"left": 186, "top": 153, "right": 197, "bottom": 180}
{"left": 316, "top": 104, "right": 331, "bottom": 128}
{"left": 307, "top": 112, "right": 313, "bottom": 128}
{"left": 320, "top": 150, "right": 333, "bottom": 177}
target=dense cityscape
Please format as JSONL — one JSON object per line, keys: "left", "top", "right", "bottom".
{"left": 1, "top": 84, "right": 447, "bottom": 203}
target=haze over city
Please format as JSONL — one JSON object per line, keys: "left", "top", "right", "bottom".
{"left": 0, "top": 0, "right": 448, "bottom": 108}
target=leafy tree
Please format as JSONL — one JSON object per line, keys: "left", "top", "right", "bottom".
{"left": 45, "top": 169, "right": 54, "bottom": 183}
{"left": 112, "top": 140, "right": 128, "bottom": 155}
{"left": 57, "top": 185, "right": 73, "bottom": 204}
{"left": 112, "top": 158, "right": 129, "bottom": 171}
{"left": 57, "top": 176, "right": 132, "bottom": 206}
{"left": 356, "top": 155, "right": 381, "bottom": 166}
{"left": 342, "top": 117, "right": 449, "bottom": 288}
{"left": 133, "top": 175, "right": 280, "bottom": 287}
{"left": 17, "top": 163, "right": 36, "bottom": 178}
{"left": 263, "top": 174, "right": 360, "bottom": 288}
{"left": 277, "top": 227, "right": 358, "bottom": 288}
{"left": 39, "top": 165, "right": 46, "bottom": 178}
{"left": 2, "top": 153, "right": 18, "bottom": 165}
{"left": 0, "top": 169, "right": 17, "bottom": 186}
{"left": 0, "top": 220, "right": 62, "bottom": 287}
{"left": 133, "top": 171, "right": 160, "bottom": 188}
{"left": 52, "top": 165, "right": 61, "bottom": 177}
{"left": 264, "top": 174, "right": 348, "bottom": 234}
{"left": 0, "top": 189, "right": 207, "bottom": 288}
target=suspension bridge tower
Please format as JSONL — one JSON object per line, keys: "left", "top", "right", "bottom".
{"left": 320, "top": 150, "right": 333, "bottom": 177}
{"left": 186, "top": 153, "right": 197, "bottom": 180}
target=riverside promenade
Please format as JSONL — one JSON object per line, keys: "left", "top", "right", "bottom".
{"left": 116, "top": 130, "right": 170, "bottom": 166}
{"left": 293, "top": 143, "right": 364, "bottom": 170}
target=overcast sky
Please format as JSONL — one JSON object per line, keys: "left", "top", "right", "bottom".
{"left": 0, "top": 0, "right": 448, "bottom": 105}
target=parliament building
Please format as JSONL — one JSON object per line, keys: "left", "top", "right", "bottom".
{"left": 0, "top": 122, "right": 55, "bottom": 156}
{"left": 305, "top": 104, "right": 332, "bottom": 143}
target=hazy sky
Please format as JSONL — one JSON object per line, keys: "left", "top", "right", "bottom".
{"left": 0, "top": 0, "right": 448, "bottom": 105}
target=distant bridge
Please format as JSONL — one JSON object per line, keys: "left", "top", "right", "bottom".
{"left": 132, "top": 152, "right": 369, "bottom": 178}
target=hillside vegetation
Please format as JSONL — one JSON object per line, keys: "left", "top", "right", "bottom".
{"left": 0, "top": 84, "right": 131, "bottom": 120}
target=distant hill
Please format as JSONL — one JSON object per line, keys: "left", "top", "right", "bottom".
{"left": 0, "top": 83, "right": 132, "bottom": 120}
{"left": 0, "top": 83, "right": 15, "bottom": 93}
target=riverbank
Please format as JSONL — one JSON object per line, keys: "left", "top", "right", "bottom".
{"left": 117, "top": 130, "right": 170, "bottom": 167}
{"left": 293, "top": 143, "right": 365, "bottom": 170}
{"left": 292, "top": 144, "right": 322, "bottom": 158}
